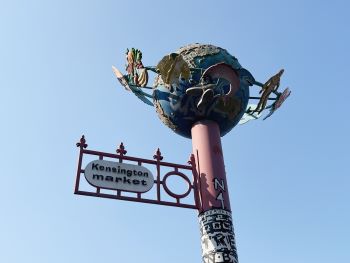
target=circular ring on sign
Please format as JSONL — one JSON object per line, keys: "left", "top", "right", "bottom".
{"left": 162, "top": 171, "right": 192, "bottom": 199}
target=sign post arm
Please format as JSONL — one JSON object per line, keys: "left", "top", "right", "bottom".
{"left": 188, "top": 154, "right": 202, "bottom": 211}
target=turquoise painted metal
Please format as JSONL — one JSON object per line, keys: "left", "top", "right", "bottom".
{"left": 112, "top": 43, "right": 290, "bottom": 138}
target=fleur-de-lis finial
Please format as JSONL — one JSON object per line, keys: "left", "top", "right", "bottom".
{"left": 116, "top": 142, "right": 127, "bottom": 156}
{"left": 153, "top": 148, "right": 163, "bottom": 161}
{"left": 76, "top": 135, "right": 88, "bottom": 148}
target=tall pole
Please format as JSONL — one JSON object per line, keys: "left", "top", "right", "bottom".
{"left": 111, "top": 43, "right": 289, "bottom": 263}
{"left": 192, "top": 120, "right": 238, "bottom": 263}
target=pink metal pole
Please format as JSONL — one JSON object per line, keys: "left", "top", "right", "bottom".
{"left": 192, "top": 120, "right": 238, "bottom": 263}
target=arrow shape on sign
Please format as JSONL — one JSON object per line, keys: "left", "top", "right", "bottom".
{"left": 216, "top": 192, "right": 225, "bottom": 209}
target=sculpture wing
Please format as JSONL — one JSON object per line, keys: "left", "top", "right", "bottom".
{"left": 112, "top": 65, "right": 154, "bottom": 106}
{"left": 129, "top": 85, "right": 154, "bottom": 106}
{"left": 112, "top": 66, "right": 131, "bottom": 91}
{"left": 239, "top": 104, "right": 262, "bottom": 125}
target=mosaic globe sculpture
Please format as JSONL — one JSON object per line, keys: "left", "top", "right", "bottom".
{"left": 112, "top": 43, "right": 290, "bottom": 138}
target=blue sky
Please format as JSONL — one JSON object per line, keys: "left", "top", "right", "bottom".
{"left": 0, "top": 0, "right": 349, "bottom": 262}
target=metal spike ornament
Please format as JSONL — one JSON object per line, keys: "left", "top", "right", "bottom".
{"left": 113, "top": 43, "right": 291, "bottom": 263}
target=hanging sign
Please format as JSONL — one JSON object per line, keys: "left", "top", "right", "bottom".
{"left": 84, "top": 160, "right": 154, "bottom": 193}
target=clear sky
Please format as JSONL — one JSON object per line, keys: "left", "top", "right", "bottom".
{"left": 1, "top": 0, "right": 349, "bottom": 262}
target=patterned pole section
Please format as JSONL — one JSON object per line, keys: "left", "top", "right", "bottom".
{"left": 191, "top": 120, "right": 238, "bottom": 263}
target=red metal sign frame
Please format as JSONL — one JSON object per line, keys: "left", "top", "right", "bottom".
{"left": 75, "top": 136, "right": 200, "bottom": 210}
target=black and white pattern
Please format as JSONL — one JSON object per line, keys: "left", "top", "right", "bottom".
{"left": 199, "top": 209, "right": 238, "bottom": 263}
